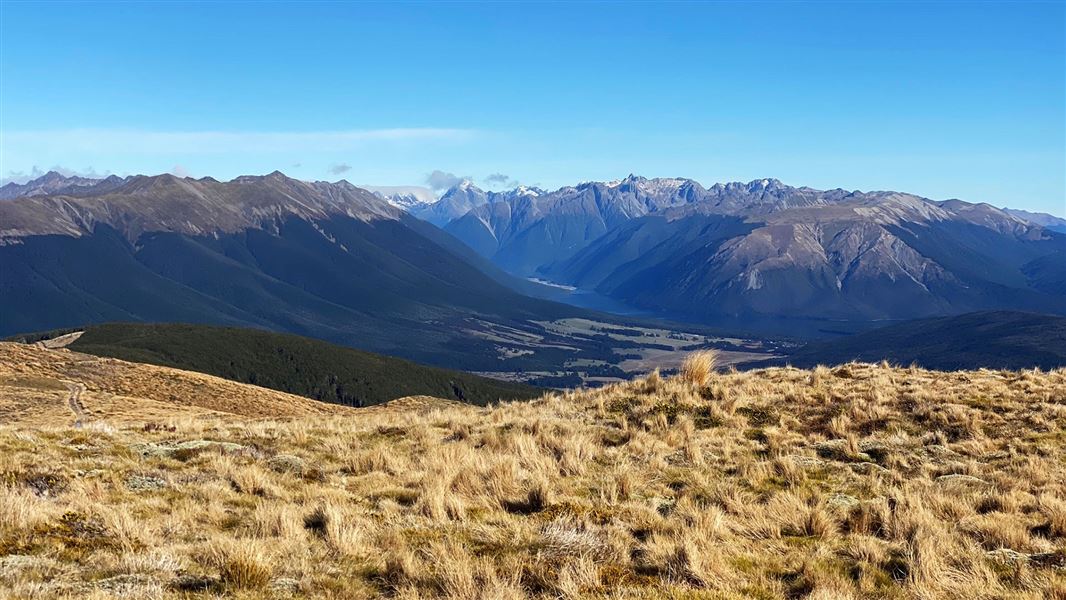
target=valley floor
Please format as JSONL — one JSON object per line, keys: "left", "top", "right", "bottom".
{"left": 1, "top": 350, "right": 1065, "bottom": 598}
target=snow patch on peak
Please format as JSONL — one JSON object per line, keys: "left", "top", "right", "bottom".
{"left": 509, "top": 186, "right": 542, "bottom": 198}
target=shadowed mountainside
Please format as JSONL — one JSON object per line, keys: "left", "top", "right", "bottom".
{"left": 767, "top": 311, "right": 1066, "bottom": 371}
{"left": 0, "top": 172, "right": 594, "bottom": 371}
{"left": 439, "top": 176, "right": 1066, "bottom": 323}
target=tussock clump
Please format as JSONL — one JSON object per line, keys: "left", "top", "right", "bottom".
{"left": 680, "top": 350, "right": 719, "bottom": 387}
{"left": 199, "top": 538, "right": 274, "bottom": 590}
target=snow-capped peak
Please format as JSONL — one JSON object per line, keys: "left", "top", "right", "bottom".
{"left": 513, "top": 185, "right": 541, "bottom": 197}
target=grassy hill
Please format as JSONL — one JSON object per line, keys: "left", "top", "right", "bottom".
{"left": 0, "top": 341, "right": 354, "bottom": 425}
{"left": 35, "top": 322, "right": 541, "bottom": 407}
{"left": 0, "top": 350, "right": 1063, "bottom": 598}
{"left": 777, "top": 311, "right": 1066, "bottom": 370}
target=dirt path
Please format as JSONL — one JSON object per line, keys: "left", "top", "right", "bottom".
{"left": 34, "top": 331, "right": 84, "bottom": 350}
{"left": 64, "top": 382, "right": 88, "bottom": 427}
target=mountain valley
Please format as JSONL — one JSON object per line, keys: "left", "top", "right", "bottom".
{"left": 0, "top": 172, "right": 615, "bottom": 374}
{"left": 2, "top": 170, "right": 1064, "bottom": 377}
{"left": 432, "top": 176, "right": 1066, "bottom": 325}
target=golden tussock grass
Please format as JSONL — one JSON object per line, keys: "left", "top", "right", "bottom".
{"left": 0, "top": 346, "right": 1064, "bottom": 598}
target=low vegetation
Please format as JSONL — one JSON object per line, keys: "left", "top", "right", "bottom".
{"left": 1, "top": 351, "right": 1064, "bottom": 598}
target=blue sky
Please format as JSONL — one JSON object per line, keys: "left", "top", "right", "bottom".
{"left": 1, "top": 1, "right": 1063, "bottom": 215}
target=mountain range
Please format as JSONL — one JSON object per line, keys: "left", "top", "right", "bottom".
{"left": 2, "top": 170, "right": 1064, "bottom": 375}
{"left": 0, "top": 170, "right": 114, "bottom": 199}
{"left": 430, "top": 175, "right": 1066, "bottom": 324}
{"left": 0, "top": 171, "right": 601, "bottom": 371}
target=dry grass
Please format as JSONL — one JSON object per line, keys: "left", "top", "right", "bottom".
{"left": 0, "top": 343, "right": 349, "bottom": 424}
{"left": 0, "top": 345, "right": 1064, "bottom": 598}
{"left": 679, "top": 350, "right": 719, "bottom": 387}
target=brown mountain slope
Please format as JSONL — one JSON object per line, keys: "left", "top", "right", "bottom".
{"left": 0, "top": 342, "right": 352, "bottom": 425}
{"left": 0, "top": 171, "right": 398, "bottom": 241}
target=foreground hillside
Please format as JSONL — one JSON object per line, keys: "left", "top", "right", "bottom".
{"left": 25, "top": 322, "right": 541, "bottom": 406}
{"left": 1, "top": 349, "right": 1064, "bottom": 598}
{"left": 0, "top": 343, "right": 351, "bottom": 425}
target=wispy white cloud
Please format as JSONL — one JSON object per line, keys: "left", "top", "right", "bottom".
{"left": 425, "top": 170, "right": 470, "bottom": 191}
{"left": 485, "top": 172, "right": 520, "bottom": 188}
{"left": 2, "top": 128, "right": 476, "bottom": 155}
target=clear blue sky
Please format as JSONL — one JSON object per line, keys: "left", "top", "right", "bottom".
{"left": 1, "top": 1, "right": 1063, "bottom": 215}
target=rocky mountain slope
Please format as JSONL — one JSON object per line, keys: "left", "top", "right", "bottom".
{"left": 438, "top": 176, "right": 1066, "bottom": 323}
{"left": 0, "top": 172, "right": 591, "bottom": 370}
{"left": 1005, "top": 207, "right": 1066, "bottom": 234}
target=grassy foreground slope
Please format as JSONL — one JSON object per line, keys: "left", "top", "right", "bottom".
{"left": 61, "top": 322, "right": 541, "bottom": 407}
{"left": 0, "top": 342, "right": 351, "bottom": 425}
{"left": 1, "top": 348, "right": 1064, "bottom": 599}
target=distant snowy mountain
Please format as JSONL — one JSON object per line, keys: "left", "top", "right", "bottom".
{"left": 410, "top": 180, "right": 487, "bottom": 226}
{"left": 360, "top": 185, "right": 436, "bottom": 210}
{"left": 407, "top": 181, "right": 545, "bottom": 227}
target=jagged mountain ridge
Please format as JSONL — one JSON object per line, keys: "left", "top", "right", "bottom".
{"left": 436, "top": 175, "right": 1066, "bottom": 322}
{"left": 0, "top": 170, "right": 106, "bottom": 199}
{"left": 362, "top": 185, "right": 436, "bottom": 210}
{"left": 409, "top": 180, "right": 545, "bottom": 228}
{"left": 443, "top": 176, "right": 874, "bottom": 276}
